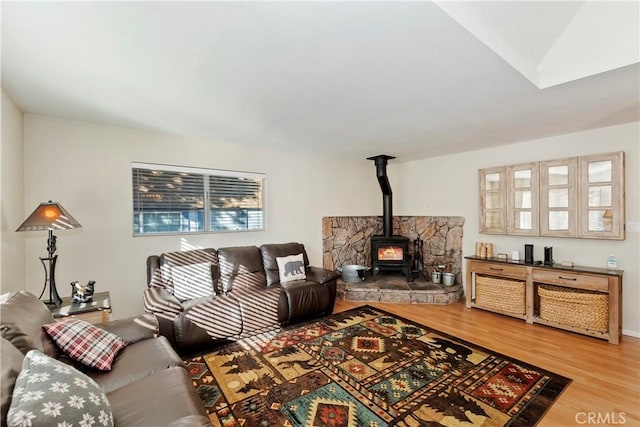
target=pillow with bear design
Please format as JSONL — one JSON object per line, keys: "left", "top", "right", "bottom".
{"left": 276, "top": 253, "right": 306, "bottom": 283}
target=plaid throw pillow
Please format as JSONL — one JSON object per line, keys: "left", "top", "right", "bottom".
{"left": 43, "top": 319, "right": 126, "bottom": 371}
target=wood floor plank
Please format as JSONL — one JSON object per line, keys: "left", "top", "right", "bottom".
{"left": 334, "top": 300, "right": 640, "bottom": 427}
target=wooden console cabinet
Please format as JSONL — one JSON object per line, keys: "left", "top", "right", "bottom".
{"left": 465, "top": 256, "right": 622, "bottom": 344}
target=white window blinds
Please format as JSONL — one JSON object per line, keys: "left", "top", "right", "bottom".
{"left": 132, "top": 163, "right": 265, "bottom": 235}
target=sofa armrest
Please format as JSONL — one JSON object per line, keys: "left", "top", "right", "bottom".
{"left": 305, "top": 266, "right": 339, "bottom": 285}
{"left": 143, "top": 287, "right": 183, "bottom": 317}
{"left": 97, "top": 313, "right": 159, "bottom": 345}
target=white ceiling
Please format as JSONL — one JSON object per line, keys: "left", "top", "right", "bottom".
{"left": 2, "top": 1, "right": 639, "bottom": 162}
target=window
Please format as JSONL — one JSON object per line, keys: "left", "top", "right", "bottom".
{"left": 132, "top": 162, "right": 265, "bottom": 235}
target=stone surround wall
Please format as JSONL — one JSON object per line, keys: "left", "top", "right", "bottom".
{"left": 322, "top": 216, "right": 465, "bottom": 283}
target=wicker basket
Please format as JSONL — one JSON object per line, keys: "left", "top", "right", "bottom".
{"left": 538, "top": 285, "right": 609, "bottom": 332}
{"left": 475, "top": 275, "right": 525, "bottom": 315}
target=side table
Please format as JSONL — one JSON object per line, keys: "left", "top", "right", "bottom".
{"left": 49, "top": 291, "right": 112, "bottom": 324}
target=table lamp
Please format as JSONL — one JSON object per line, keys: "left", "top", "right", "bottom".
{"left": 16, "top": 201, "right": 82, "bottom": 306}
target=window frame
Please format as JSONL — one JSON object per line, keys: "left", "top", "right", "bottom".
{"left": 132, "top": 162, "right": 266, "bottom": 236}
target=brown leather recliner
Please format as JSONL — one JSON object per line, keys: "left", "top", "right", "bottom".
{"left": 1, "top": 290, "right": 209, "bottom": 427}
{"left": 144, "top": 242, "right": 338, "bottom": 351}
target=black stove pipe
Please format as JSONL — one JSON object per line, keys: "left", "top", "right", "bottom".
{"left": 367, "top": 154, "right": 395, "bottom": 237}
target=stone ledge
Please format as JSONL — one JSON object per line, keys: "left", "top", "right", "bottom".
{"left": 337, "top": 275, "right": 463, "bottom": 305}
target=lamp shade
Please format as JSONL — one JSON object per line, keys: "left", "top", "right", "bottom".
{"left": 16, "top": 201, "right": 82, "bottom": 231}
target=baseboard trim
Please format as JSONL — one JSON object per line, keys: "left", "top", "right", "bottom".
{"left": 622, "top": 329, "right": 640, "bottom": 338}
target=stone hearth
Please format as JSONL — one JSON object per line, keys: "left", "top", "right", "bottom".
{"left": 323, "top": 215, "right": 465, "bottom": 285}
{"left": 337, "top": 273, "right": 463, "bottom": 304}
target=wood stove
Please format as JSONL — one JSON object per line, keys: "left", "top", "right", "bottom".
{"left": 368, "top": 154, "right": 413, "bottom": 281}
{"left": 371, "top": 235, "right": 411, "bottom": 280}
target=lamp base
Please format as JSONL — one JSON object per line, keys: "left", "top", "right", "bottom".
{"left": 43, "top": 298, "right": 63, "bottom": 307}
{"left": 39, "top": 255, "right": 62, "bottom": 308}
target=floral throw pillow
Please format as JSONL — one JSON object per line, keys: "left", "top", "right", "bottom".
{"left": 43, "top": 319, "right": 126, "bottom": 371}
{"left": 7, "top": 349, "right": 113, "bottom": 427}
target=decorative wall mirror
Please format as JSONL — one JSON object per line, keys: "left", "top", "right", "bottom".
{"left": 579, "top": 153, "right": 624, "bottom": 239}
{"left": 507, "top": 163, "right": 539, "bottom": 236}
{"left": 479, "top": 151, "right": 625, "bottom": 240}
{"left": 540, "top": 158, "right": 577, "bottom": 237}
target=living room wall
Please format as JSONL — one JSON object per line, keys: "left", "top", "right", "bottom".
{"left": 21, "top": 114, "right": 381, "bottom": 318}
{"left": 1, "top": 88, "right": 25, "bottom": 293}
{"left": 390, "top": 121, "right": 640, "bottom": 337}
{"left": 15, "top": 112, "right": 640, "bottom": 338}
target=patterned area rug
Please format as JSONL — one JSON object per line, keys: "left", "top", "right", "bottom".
{"left": 186, "top": 306, "right": 570, "bottom": 426}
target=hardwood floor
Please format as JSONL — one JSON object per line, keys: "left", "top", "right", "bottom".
{"left": 334, "top": 300, "right": 640, "bottom": 427}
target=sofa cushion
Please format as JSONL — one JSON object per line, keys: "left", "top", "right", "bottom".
{"left": 43, "top": 319, "right": 126, "bottom": 371}
{"left": 1, "top": 337, "right": 24, "bottom": 423}
{"left": 260, "top": 242, "right": 310, "bottom": 286}
{"left": 0, "top": 291, "right": 59, "bottom": 358}
{"left": 217, "top": 246, "right": 266, "bottom": 292}
{"left": 7, "top": 349, "right": 113, "bottom": 427}
{"left": 171, "top": 262, "right": 215, "bottom": 300}
{"left": 107, "top": 366, "right": 207, "bottom": 426}
{"left": 183, "top": 293, "right": 243, "bottom": 340}
{"left": 96, "top": 313, "right": 159, "bottom": 346}
{"left": 158, "top": 249, "right": 219, "bottom": 296}
{"left": 87, "top": 335, "right": 184, "bottom": 394}
{"left": 232, "top": 287, "right": 282, "bottom": 337}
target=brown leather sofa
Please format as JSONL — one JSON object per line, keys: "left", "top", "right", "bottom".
{"left": 1, "top": 290, "right": 210, "bottom": 427}
{"left": 144, "top": 242, "right": 338, "bottom": 351}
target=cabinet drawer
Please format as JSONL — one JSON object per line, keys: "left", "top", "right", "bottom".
{"left": 532, "top": 269, "right": 609, "bottom": 292}
{"left": 470, "top": 261, "right": 527, "bottom": 280}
